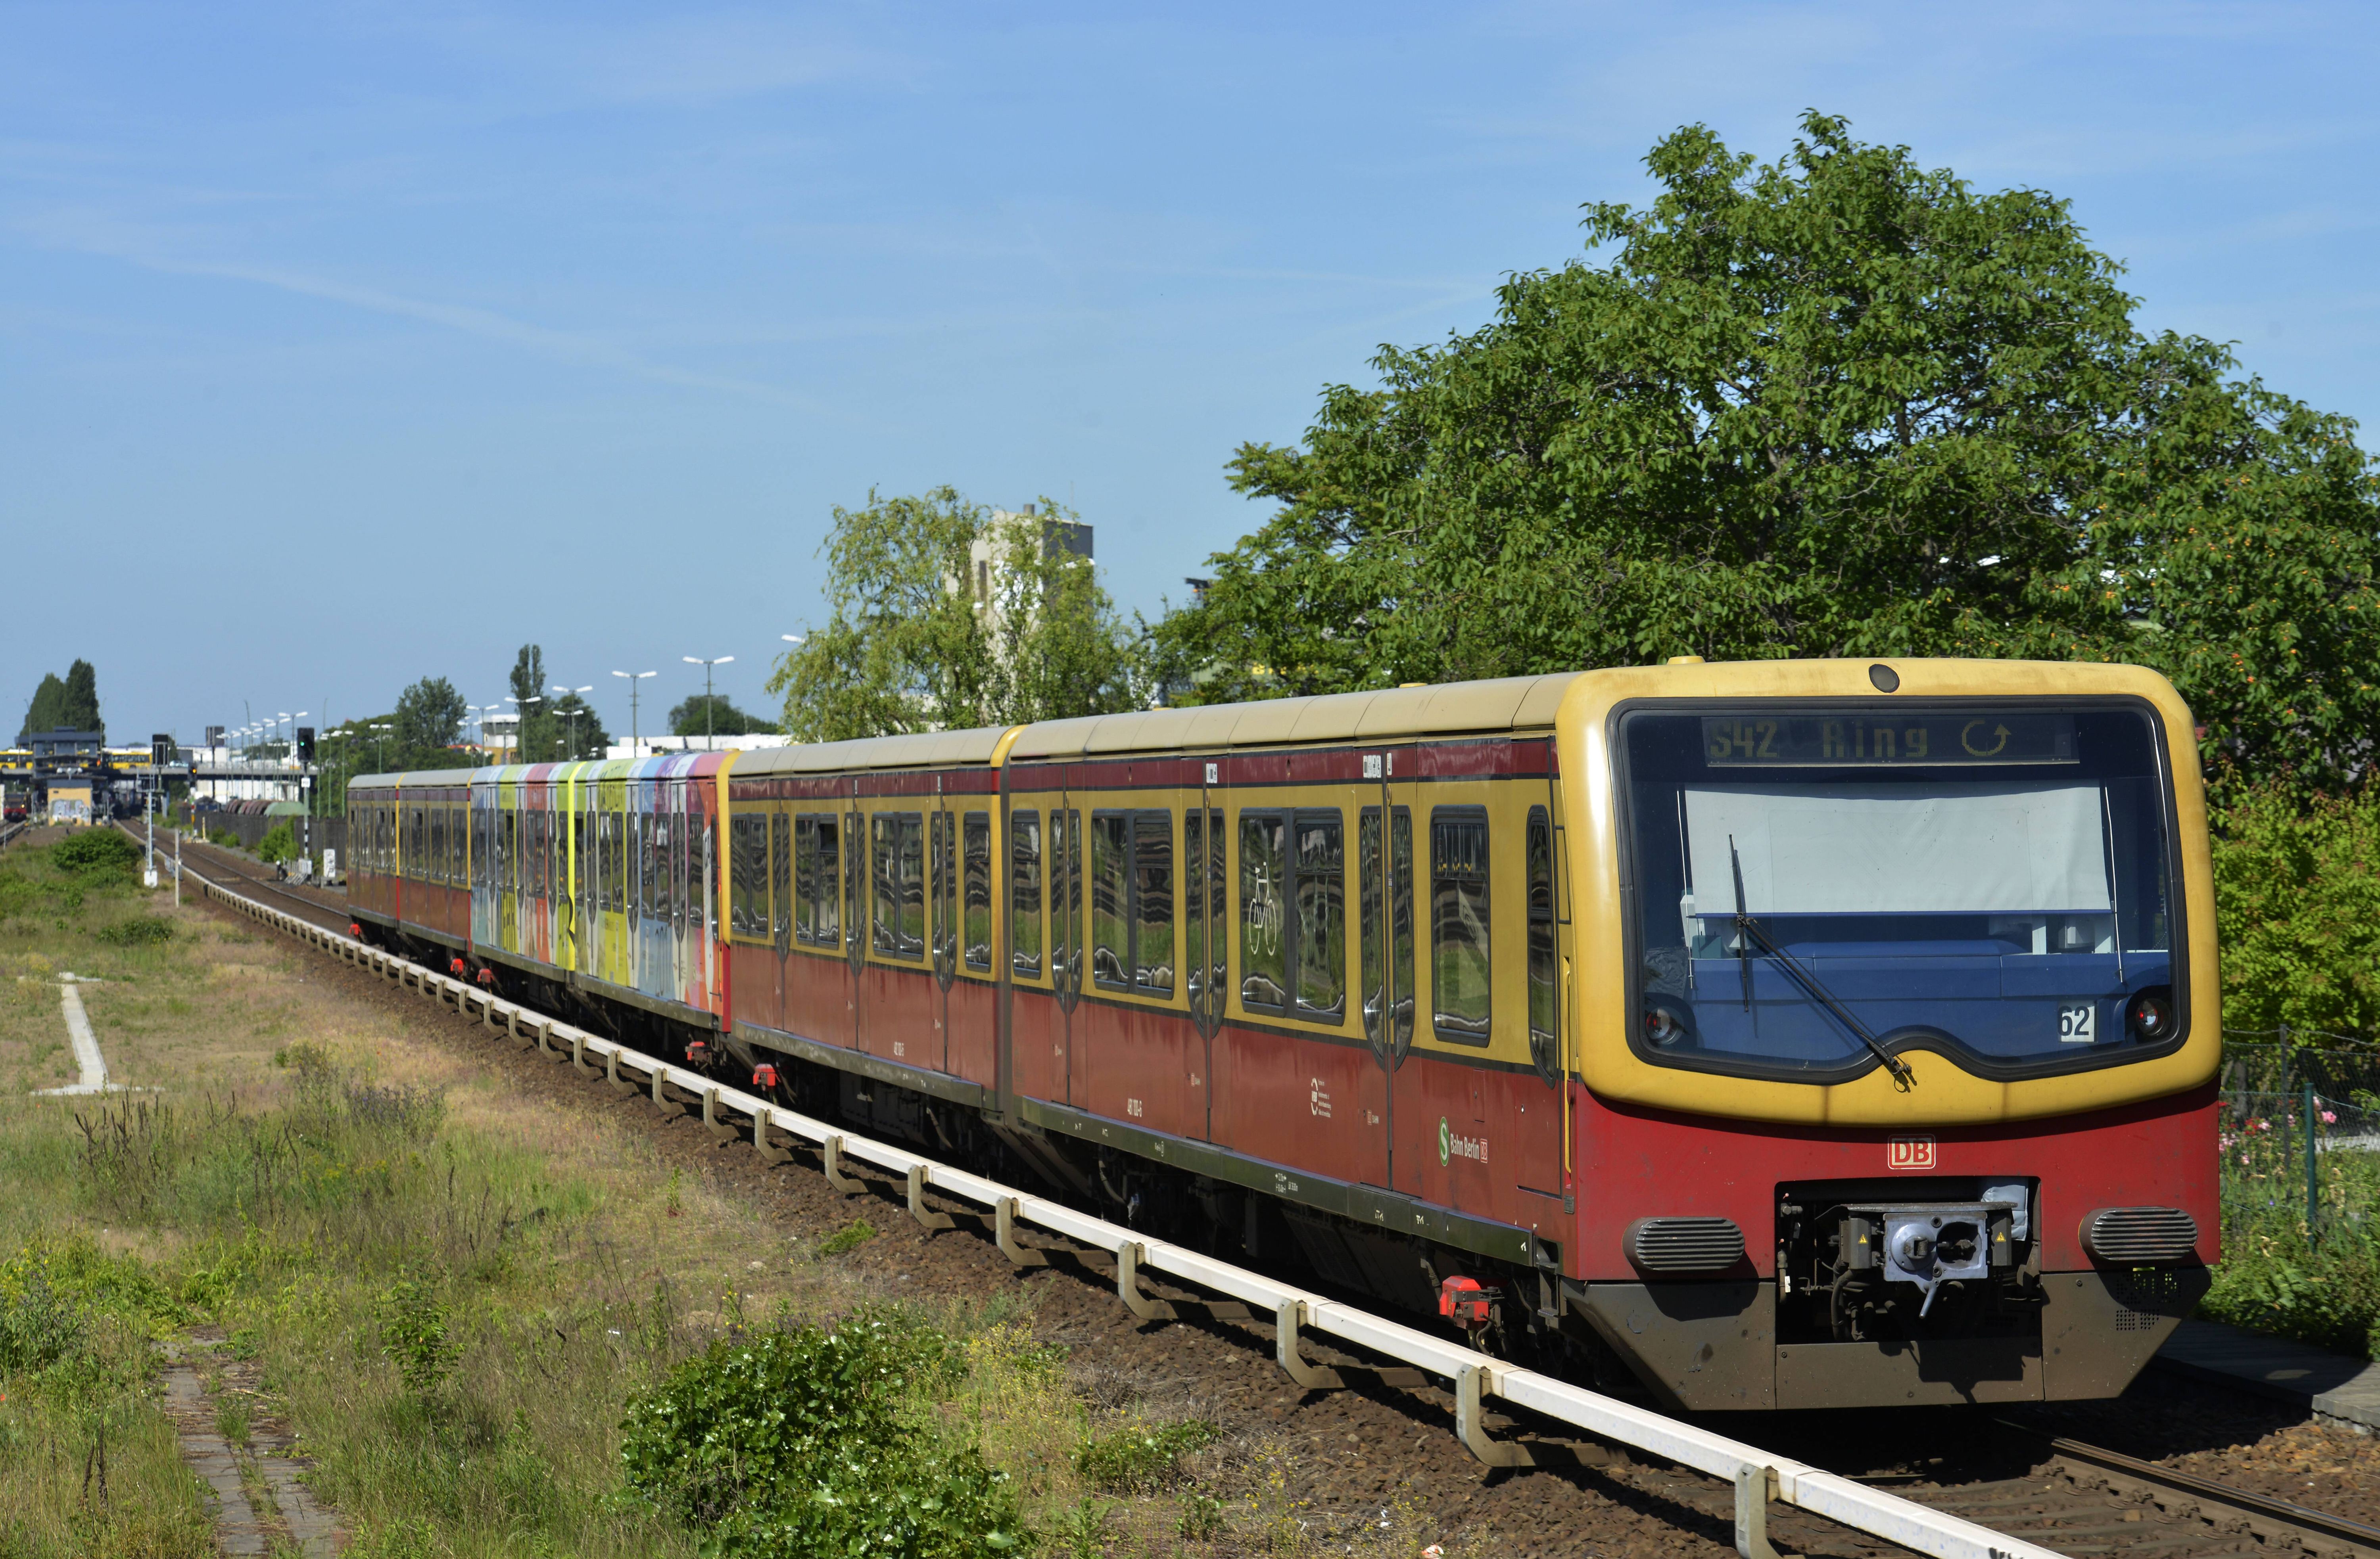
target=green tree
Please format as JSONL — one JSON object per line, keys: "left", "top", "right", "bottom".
{"left": 768, "top": 488, "right": 1145, "bottom": 742}
{"left": 59, "top": 660, "right": 100, "bottom": 736}
{"left": 392, "top": 677, "right": 468, "bottom": 765}
{"left": 1152, "top": 112, "right": 2380, "bottom": 799}
{"left": 17, "top": 673, "right": 66, "bottom": 742}
{"left": 2211, "top": 783, "right": 2380, "bottom": 1039}
{"left": 536, "top": 690, "right": 609, "bottom": 761}
{"left": 669, "top": 694, "right": 774, "bottom": 740}
{"left": 508, "top": 644, "right": 545, "bottom": 709}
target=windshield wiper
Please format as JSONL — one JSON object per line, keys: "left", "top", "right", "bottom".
{"left": 1729, "top": 838, "right": 1916, "bottom": 1091}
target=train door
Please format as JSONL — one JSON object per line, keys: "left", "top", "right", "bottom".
{"left": 1185, "top": 764, "right": 1226, "bottom": 1141}
{"left": 671, "top": 775, "right": 692, "bottom": 1001}
{"left": 1365, "top": 753, "right": 1420, "bottom": 1194}
{"left": 844, "top": 788, "right": 865, "bottom": 1045}
{"left": 1051, "top": 786, "right": 1085, "bottom": 1106}
{"left": 491, "top": 792, "right": 510, "bottom": 955}
{"left": 768, "top": 803, "right": 791, "bottom": 1028}
{"left": 930, "top": 796, "right": 957, "bottom": 1072}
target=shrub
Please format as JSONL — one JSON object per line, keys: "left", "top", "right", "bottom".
{"left": 377, "top": 1271, "right": 461, "bottom": 1397}
{"left": 1075, "top": 1419, "right": 1219, "bottom": 1494}
{"left": 205, "top": 828, "right": 240, "bottom": 849}
{"left": 96, "top": 917, "right": 173, "bottom": 947}
{"left": 620, "top": 1304, "right": 1025, "bottom": 1557}
{"left": 49, "top": 829, "right": 140, "bottom": 876}
{"left": 0, "top": 1234, "right": 178, "bottom": 1373}
{"left": 255, "top": 824, "right": 297, "bottom": 864}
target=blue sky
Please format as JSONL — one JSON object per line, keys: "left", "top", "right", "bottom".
{"left": 5, "top": 2, "right": 2376, "bottom": 744}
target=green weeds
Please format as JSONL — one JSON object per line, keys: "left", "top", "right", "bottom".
{"left": 1075, "top": 1417, "right": 1218, "bottom": 1493}
{"left": 818, "top": 1219, "right": 877, "bottom": 1255}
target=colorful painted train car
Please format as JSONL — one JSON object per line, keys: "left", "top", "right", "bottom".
{"left": 347, "top": 657, "right": 2218, "bottom": 1411}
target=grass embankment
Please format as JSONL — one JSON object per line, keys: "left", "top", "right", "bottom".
{"left": 0, "top": 832, "right": 1434, "bottom": 1557}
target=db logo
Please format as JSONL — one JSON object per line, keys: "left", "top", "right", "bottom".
{"left": 1887, "top": 1135, "right": 1937, "bottom": 1171}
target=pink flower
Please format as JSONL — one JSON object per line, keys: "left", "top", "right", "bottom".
{"left": 2322, "top": 1110, "right": 2338, "bottom": 1125}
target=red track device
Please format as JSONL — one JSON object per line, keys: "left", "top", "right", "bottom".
{"left": 476, "top": 966, "right": 494, "bottom": 986}
{"left": 347, "top": 922, "right": 362, "bottom": 939}
{"left": 752, "top": 1064, "right": 778, "bottom": 1089}
{"left": 686, "top": 1039, "right": 709, "bottom": 1066}
{"left": 449, "top": 956, "right": 466, "bottom": 978}
{"left": 1439, "top": 1276, "right": 1495, "bottom": 1331}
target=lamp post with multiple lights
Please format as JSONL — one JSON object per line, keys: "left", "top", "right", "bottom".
{"left": 612, "top": 670, "right": 656, "bottom": 758}
{"left": 682, "top": 655, "right": 735, "bottom": 750}
{"left": 551, "top": 685, "right": 593, "bottom": 759}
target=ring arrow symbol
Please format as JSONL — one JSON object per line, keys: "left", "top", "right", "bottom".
{"left": 1961, "top": 721, "right": 2011, "bottom": 757}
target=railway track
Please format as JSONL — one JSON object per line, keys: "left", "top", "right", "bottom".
{"left": 161, "top": 848, "right": 2380, "bottom": 1559}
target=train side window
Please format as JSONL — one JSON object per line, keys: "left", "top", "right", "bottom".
{"left": 873, "top": 813, "right": 925, "bottom": 959}
{"left": 729, "top": 813, "right": 768, "bottom": 940}
{"left": 1238, "top": 811, "right": 1288, "bottom": 1011}
{"left": 898, "top": 813, "right": 924, "bottom": 957}
{"left": 1090, "top": 812, "right": 1130, "bottom": 988}
{"left": 1056, "top": 809, "right": 1083, "bottom": 988}
{"left": 1132, "top": 810, "right": 1174, "bottom": 995}
{"left": 1390, "top": 807, "right": 1415, "bottom": 1051}
{"left": 1010, "top": 810, "right": 1043, "bottom": 978}
{"left": 772, "top": 813, "right": 795, "bottom": 948}
{"left": 1526, "top": 805, "right": 1559, "bottom": 1082}
{"left": 1430, "top": 807, "right": 1492, "bottom": 1045}
{"left": 1360, "top": 809, "right": 1383, "bottom": 1043}
{"left": 843, "top": 809, "right": 863, "bottom": 954}
{"left": 963, "top": 811, "right": 993, "bottom": 973}
{"left": 1184, "top": 809, "right": 1222, "bottom": 1009}
{"left": 430, "top": 808, "right": 445, "bottom": 884}
{"left": 1293, "top": 810, "right": 1344, "bottom": 1021}
{"left": 932, "top": 811, "right": 957, "bottom": 969}
{"left": 791, "top": 814, "right": 816, "bottom": 942}
{"left": 812, "top": 814, "right": 839, "bottom": 945}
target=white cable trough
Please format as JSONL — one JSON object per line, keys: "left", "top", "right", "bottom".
{"left": 181, "top": 860, "right": 2059, "bottom": 1559}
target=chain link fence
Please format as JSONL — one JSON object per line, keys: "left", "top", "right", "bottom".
{"left": 2220, "top": 1033, "right": 2380, "bottom": 1247}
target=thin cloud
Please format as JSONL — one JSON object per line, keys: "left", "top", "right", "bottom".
{"left": 18, "top": 207, "right": 841, "bottom": 413}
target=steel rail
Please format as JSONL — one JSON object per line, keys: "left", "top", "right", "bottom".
{"left": 2002, "top": 1423, "right": 2380, "bottom": 1555}
{"left": 179, "top": 861, "right": 2064, "bottom": 1559}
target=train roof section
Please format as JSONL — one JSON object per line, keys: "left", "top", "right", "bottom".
{"left": 1006, "top": 672, "right": 1581, "bottom": 761}
{"left": 732, "top": 726, "right": 1007, "bottom": 776}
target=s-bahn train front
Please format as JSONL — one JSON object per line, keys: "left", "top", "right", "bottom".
{"left": 1559, "top": 658, "right": 2216, "bottom": 1410}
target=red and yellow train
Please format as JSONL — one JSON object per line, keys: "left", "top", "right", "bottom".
{"left": 347, "top": 657, "right": 2217, "bottom": 1410}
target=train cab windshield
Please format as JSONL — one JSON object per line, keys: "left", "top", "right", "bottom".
{"left": 1620, "top": 701, "right": 2182, "bottom": 1081}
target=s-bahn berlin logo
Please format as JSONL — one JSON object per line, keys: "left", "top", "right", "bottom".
{"left": 1887, "top": 1135, "right": 1937, "bottom": 1171}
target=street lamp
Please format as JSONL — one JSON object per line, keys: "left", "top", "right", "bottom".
{"left": 550, "top": 685, "right": 593, "bottom": 759}
{"left": 611, "top": 670, "right": 656, "bottom": 758}
{"left": 682, "top": 655, "right": 734, "bottom": 751}
{"left": 370, "top": 722, "right": 394, "bottom": 774}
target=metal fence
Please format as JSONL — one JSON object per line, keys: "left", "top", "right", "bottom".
{"left": 2220, "top": 1035, "right": 2380, "bottom": 1246}
{"left": 177, "top": 809, "right": 345, "bottom": 862}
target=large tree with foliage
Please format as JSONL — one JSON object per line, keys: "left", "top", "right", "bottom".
{"left": 392, "top": 676, "right": 468, "bottom": 765}
{"left": 1153, "top": 113, "right": 2380, "bottom": 797}
{"left": 769, "top": 488, "right": 1146, "bottom": 742}
{"left": 670, "top": 694, "right": 774, "bottom": 740}
{"left": 17, "top": 659, "right": 102, "bottom": 742}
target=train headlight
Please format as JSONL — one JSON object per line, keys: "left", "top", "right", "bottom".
{"left": 2125, "top": 985, "right": 2176, "bottom": 1043}
{"left": 1641, "top": 1001, "right": 1694, "bottom": 1048}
